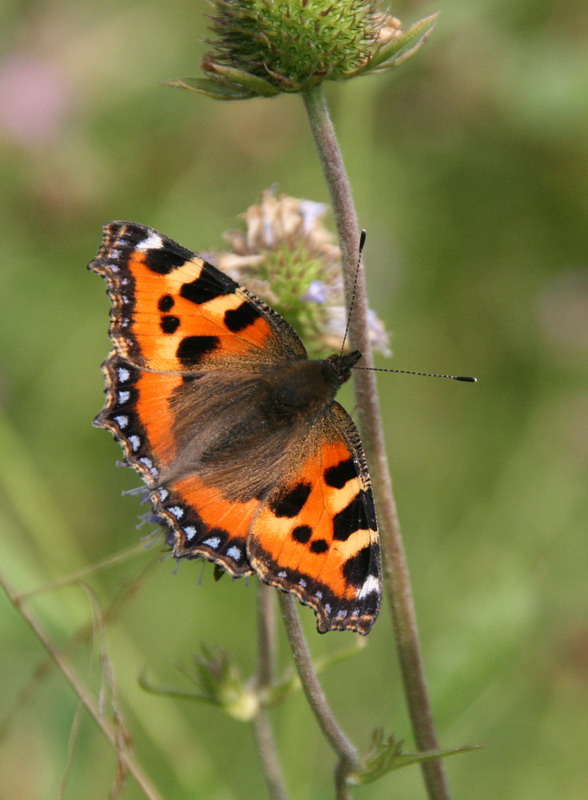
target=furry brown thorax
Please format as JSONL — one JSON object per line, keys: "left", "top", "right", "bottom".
{"left": 269, "top": 350, "right": 362, "bottom": 419}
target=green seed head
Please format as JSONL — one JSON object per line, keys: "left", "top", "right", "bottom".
{"left": 205, "top": 0, "right": 388, "bottom": 89}
{"left": 165, "top": 2, "right": 438, "bottom": 99}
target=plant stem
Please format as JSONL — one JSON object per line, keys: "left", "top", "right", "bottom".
{"left": 302, "top": 83, "right": 451, "bottom": 800}
{"left": 0, "top": 569, "right": 163, "bottom": 800}
{"left": 253, "top": 583, "right": 290, "bottom": 800}
{"left": 279, "top": 593, "right": 359, "bottom": 799}
{"left": 257, "top": 581, "right": 278, "bottom": 687}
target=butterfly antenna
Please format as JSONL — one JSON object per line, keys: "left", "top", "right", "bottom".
{"left": 353, "top": 366, "right": 477, "bottom": 383}
{"left": 340, "top": 229, "right": 367, "bottom": 357}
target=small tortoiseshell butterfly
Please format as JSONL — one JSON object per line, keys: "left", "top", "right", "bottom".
{"left": 90, "top": 221, "right": 381, "bottom": 634}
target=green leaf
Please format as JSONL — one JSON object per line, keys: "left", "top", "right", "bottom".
{"left": 353, "top": 12, "right": 440, "bottom": 75}
{"left": 162, "top": 76, "right": 254, "bottom": 100}
{"left": 203, "top": 63, "right": 282, "bottom": 97}
{"left": 348, "top": 728, "right": 483, "bottom": 786}
{"left": 138, "top": 667, "right": 221, "bottom": 706}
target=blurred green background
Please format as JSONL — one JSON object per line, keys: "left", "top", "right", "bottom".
{"left": 1, "top": 0, "right": 587, "bottom": 798}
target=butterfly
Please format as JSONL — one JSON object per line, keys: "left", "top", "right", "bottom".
{"left": 90, "top": 221, "right": 381, "bottom": 634}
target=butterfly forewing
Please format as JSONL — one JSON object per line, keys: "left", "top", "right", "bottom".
{"left": 89, "top": 221, "right": 305, "bottom": 372}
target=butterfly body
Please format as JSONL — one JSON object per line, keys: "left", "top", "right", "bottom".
{"left": 90, "top": 221, "right": 381, "bottom": 633}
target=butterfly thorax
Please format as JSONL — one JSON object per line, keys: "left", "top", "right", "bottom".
{"left": 269, "top": 349, "right": 362, "bottom": 422}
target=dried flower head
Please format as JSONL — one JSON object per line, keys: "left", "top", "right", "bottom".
{"left": 211, "top": 188, "right": 390, "bottom": 357}
{"left": 165, "top": 1, "right": 438, "bottom": 100}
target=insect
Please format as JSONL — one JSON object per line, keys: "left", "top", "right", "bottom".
{"left": 90, "top": 221, "right": 381, "bottom": 634}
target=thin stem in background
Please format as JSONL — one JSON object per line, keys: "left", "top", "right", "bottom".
{"left": 253, "top": 582, "right": 290, "bottom": 800}
{"left": 0, "top": 569, "right": 163, "bottom": 800}
{"left": 302, "top": 83, "right": 451, "bottom": 800}
{"left": 0, "top": 555, "right": 157, "bottom": 739}
{"left": 279, "top": 593, "right": 359, "bottom": 800}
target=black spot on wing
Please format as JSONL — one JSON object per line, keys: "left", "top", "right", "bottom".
{"left": 224, "top": 302, "right": 261, "bottom": 332}
{"left": 333, "top": 491, "right": 372, "bottom": 542}
{"left": 144, "top": 242, "right": 193, "bottom": 274}
{"left": 176, "top": 335, "right": 219, "bottom": 368}
{"left": 270, "top": 482, "right": 312, "bottom": 518}
{"left": 158, "top": 294, "right": 175, "bottom": 312}
{"left": 310, "top": 538, "right": 328, "bottom": 554}
{"left": 160, "top": 315, "right": 180, "bottom": 334}
{"left": 342, "top": 545, "right": 376, "bottom": 587}
{"left": 180, "top": 270, "right": 238, "bottom": 305}
{"left": 324, "top": 457, "right": 356, "bottom": 489}
{"left": 292, "top": 525, "right": 312, "bottom": 544}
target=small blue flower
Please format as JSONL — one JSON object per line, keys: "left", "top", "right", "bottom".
{"left": 303, "top": 280, "right": 330, "bottom": 304}
{"left": 299, "top": 201, "right": 329, "bottom": 233}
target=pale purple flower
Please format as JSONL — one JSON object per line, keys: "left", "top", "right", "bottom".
{"left": 299, "top": 200, "right": 329, "bottom": 233}
{"left": 0, "top": 53, "right": 72, "bottom": 147}
{"left": 302, "top": 280, "right": 330, "bottom": 304}
{"left": 366, "top": 308, "right": 392, "bottom": 356}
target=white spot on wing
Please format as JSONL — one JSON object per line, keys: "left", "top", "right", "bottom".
{"left": 356, "top": 574, "right": 380, "bottom": 600}
{"left": 114, "top": 415, "right": 128, "bottom": 428}
{"left": 168, "top": 505, "right": 184, "bottom": 519}
{"left": 184, "top": 526, "right": 197, "bottom": 541}
{"left": 136, "top": 232, "right": 163, "bottom": 251}
{"left": 203, "top": 536, "right": 221, "bottom": 549}
{"left": 226, "top": 545, "right": 242, "bottom": 561}
{"left": 117, "top": 367, "right": 130, "bottom": 382}
{"left": 277, "top": 571, "right": 287, "bottom": 579}
{"left": 118, "top": 390, "right": 130, "bottom": 404}
{"left": 158, "top": 488, "right": 169, "bottom": 501}
{"left": 128, "top": 435, "right": 140, "bottom": 451}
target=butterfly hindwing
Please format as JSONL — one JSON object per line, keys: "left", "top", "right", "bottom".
{"left": 248, "top": 403, "right": 381, "bottom": 634}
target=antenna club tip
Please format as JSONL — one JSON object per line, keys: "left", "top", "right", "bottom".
{"left": 359, "top": 229, "right": 367, "bottom": 251}
{"left": 455, "top": 376, "right": 477, "bottom": 382}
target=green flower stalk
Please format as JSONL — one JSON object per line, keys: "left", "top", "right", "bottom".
{"left": 165, "top": 3, "right": 457, "bottom": 799}
{"left": 165, "top": 0, "right": 438, "bottom": 99}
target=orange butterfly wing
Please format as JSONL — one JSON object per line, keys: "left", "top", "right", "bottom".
{"left": 248, "top": 404, "right": 381, "bottom": 633}
{"left": 90, "top": 221, "right": 381, "bottom": 632}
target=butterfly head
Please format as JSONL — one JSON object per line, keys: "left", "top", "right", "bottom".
{"left": 325, "top": 349, "right": 362, "bottom": 385}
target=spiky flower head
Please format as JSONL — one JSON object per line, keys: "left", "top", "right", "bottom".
{"left": 211, "top": 188, "right": 390, "bottom": 357}
{"left": 165, "top": 1, "right": 438, "bottom": 99}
